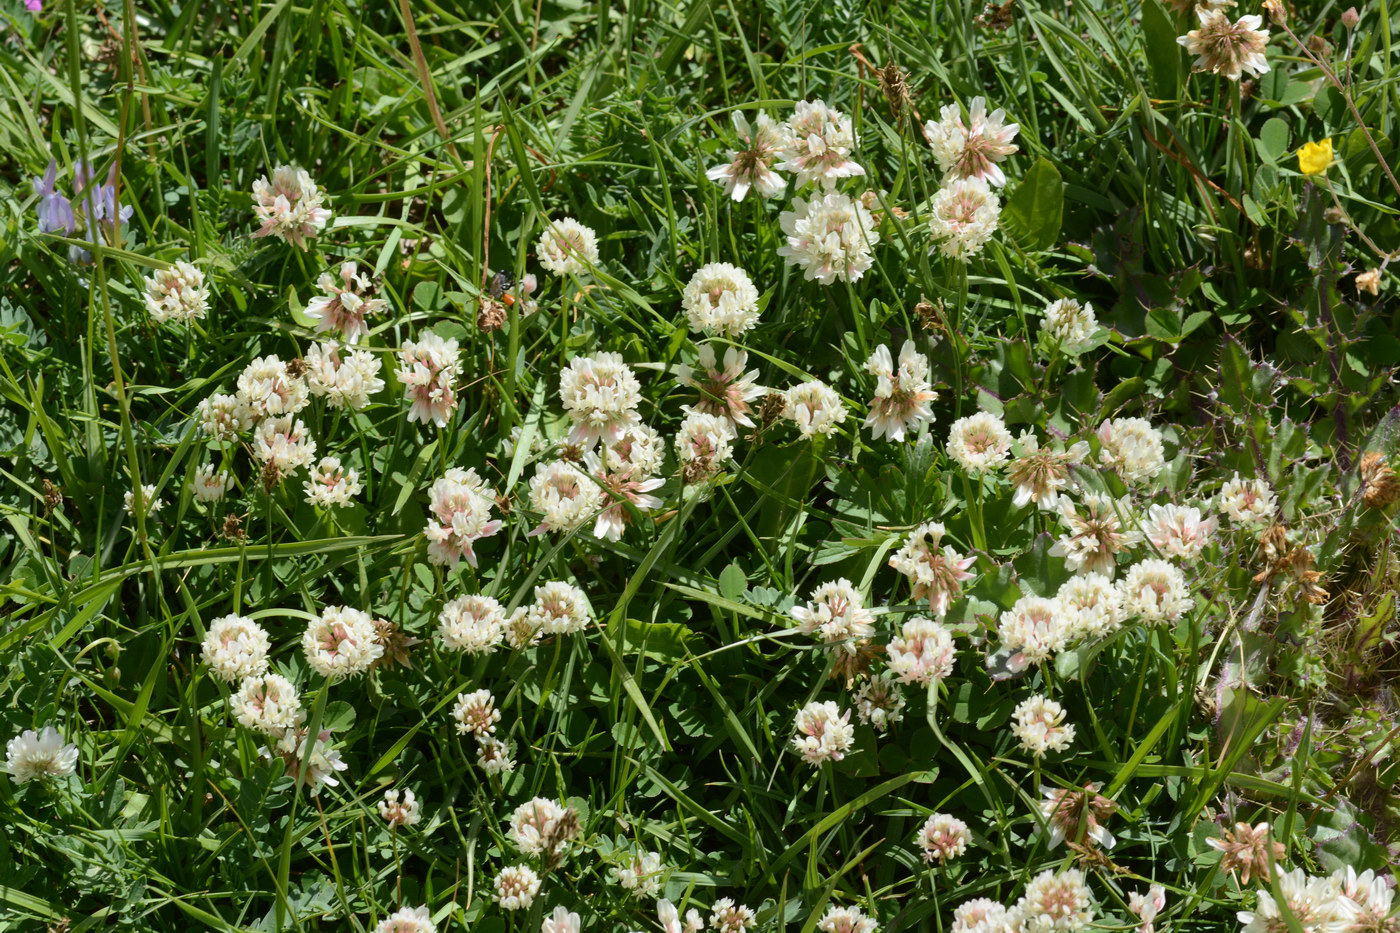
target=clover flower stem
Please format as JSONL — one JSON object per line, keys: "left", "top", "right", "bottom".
{"left": 392, "top": 826, "right": 403, "bottom": 905}
{"left": 962, "top": 474, "right": 988, "bottom": 555}
{"left": 275, "top": 683, "right": 328, "bottom": 930}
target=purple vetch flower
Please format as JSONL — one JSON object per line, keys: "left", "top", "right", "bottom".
{"left": 32, "top": 160, "right": 75, "bottom": 235}
{"left": 26, "top": 1, "right": 44, "bottom": 12}
{"left": 32, "top": 158, "right": 133, "bottom": 263}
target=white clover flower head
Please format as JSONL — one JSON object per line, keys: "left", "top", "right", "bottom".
{"left": 929, "top": 178, "right": 1000, "bottom": 260}
{"left": 1050, "top": 494, "right": 1142, "bottom": 577}
{"left": 529, "top": 581, "right": 593, "bottom": 636}
{"left": 777, "top": 192, "right": 879, "bottom": 284}
{"left": 476, "top": 735, "right": 517, "bottom": 775}
{"left": 198, "top": 392, "right": 256, "bottom": 440}
{"left": 864, "top": 340, "right": 937, "bottom": 442}
{"left": 238, "top": 355, "right": 310, "bottom": 419}
{"left": 1016, "top": 868, "right": 1095, "bottom": 932}
{"left": 951, "top": 899, "right": 1008, "bottom": 933}
{"left": 916, "top": 812, "right": 971, "bottom": 863}
{"left": 777, "top": 99, "right": 865, "bottom": 189}
{"left": 888, "top": 521, "right": 977, "bottom": 616}
{"left": 201, "top": 613, "right": 271, "bottom": 682}
{"left": 304, "top": 456, "right": 363, "bottom": 508}
{"left": 1218, "top": 474, "right": 1277, "bottom": 526}
{"left": 261, "top": 726, "right": 348, "bottom": 794}
{"left": 1096, "top": 417, "right": 1166, "bottom": 484}
{"left": 997, "top": 596, "right": 1070, "bottom": 671}
{"left": 509, "top": 796, "right": 568, "bottom": 856}
{"left": 783, "top": 380, "right": 848, "bottom": 438}
{"left": 923, "top": 96, "right": 1020, "bottom": 187}
{"left": 397, "top": 333, "right": 462, "bottom": 428}
{"left": 947, "top": 411, "right": 1013, "bottom": 473}
{"left": 537, "top": 217, "right": 600, "bottom": 276}
{"left": 1119, "top": 558, "right": 1193, "bottom": 623}
{"left": 494, "top": 864, "right": 542, "bottom": 911}
{"left": 4, "top": 726, "right": 79, "bottom": 784}
{"left": 253, "top": 416, "right": 317, "bottom": 478}
{"left": 374, "top": 905, "right": 436, "bottom": 933}
{"left": 675, "top": 409, "right": 737, "bottom": 478}
{"left": 707, "top": 110, "right": 787, "bottom": 201}
{"left": 541, "top": 906, "right": 582, "bottom": 933}
{"left": 1332, "top": 867, "right": 1393, "bottom": 932}
{"left": 887, "top": 616, "right": 957, "bottom": 685}
{"left": 682, "top": 262, "right": 761, "bottom": 337}
{"left": 1145, "top": 503, "right": 1218, "bottom": 559}
{"left": 711, "top": 898, "right": 757, "bottom": 933}
{"left": 438, "top": 594, "right": 508, "bottom": 654}
{"left": 192, "top": 464, "right": 234, "bottom": 503}
{"left": 790, "top": 579, "right": 876, "bottom": 681}
{"left": 453, "top": 688, "right": 501, "bottom": 739}
{"left": 1041, "top": 298, "right": 1098, "bottom": 355}
{"left": 379, "top": 788, "right": 422, "bottom": 828}
{"left": 424, "top": 467, "right": 502, "bottom": 568}
{"left": 144, "top": 260, "right": 210, "bottom": 324}
{"left": 528, "top": 459, "right": 606, "bottom": 535}
{"left": 306, "top": 261, "right": 387, "bottom": 342}
{"left": 1010, "top": 694, "right": 1076, "bottom": 758}
{"left": 792, "top": 700, "right": 856, "bottom": 765}
{"left": 505, "top": 606, "right": 542, "bottom": 651}
{"left": 124, "top": 483, "right": 164, "bottom": 516}
{"left": 1008, "top": 433, "right": 1089, "bottom": 510}
{"left": 791, "top": 579, "right": 874, "bottom": 642}
{"left": 853, "top": 672, "right": 907, "bottom": 733}
{"left": 1237, "top": 868, "right": 1357, "bottom": 933}
{"left": 251, "top": 164, "right": 332, "bottom": 249}
{"left": 676, "top": 344, "right": 766, "bottom": 427}
{"left": 231, "top": 673, "right": 305, "bottom": 735}
{"left": 817, "top": 905, "right": 879, "bottom": 933}
{"left": 1055, "top": 572, "right": 1124, "bottom": 642}
{"left": 559, "top": 352, "right": 644, "bottom": 447}
{"left": 302, "top": 605, "right": 384, "bottom": 679}
{"left": 613, "top": 849, "right": 665, "bottom": 900}
{"left": 1178, "top": 9, "right": 1271, "bottom": 80}
{"left": 305, "top": 341, "right": 385, "bottom": 410}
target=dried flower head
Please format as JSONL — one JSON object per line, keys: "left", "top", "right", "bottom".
{"left": 1177, "top": 9, "right": 1271, "bottom": 80}
{"left": 1208, "top": 821, "right": 1286, "bottom": 885}
{"left": 1039, "top": 784, "right": 1116, "bottom": 849}
{"left": 1360, "top": 452, "right": 1400, "bottom": 508}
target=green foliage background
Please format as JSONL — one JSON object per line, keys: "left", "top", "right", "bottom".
{"left": 1, "top": 0, "right": 1398, "bottom": 930}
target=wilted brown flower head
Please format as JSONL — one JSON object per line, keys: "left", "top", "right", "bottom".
{"left": 1355, "top": 268, "right": 1381, "bottom": 296}
{"left": 879, "top": 62, "right": 913, "bottom": 120}
{"left": 1040, "top": 783, "right": 1117, "bottom": 849}
{"left": 477, "top": 297, "right": 507, "bottom": 332}
{"left": 371, "top": 617, "right": 420, "bottom": 670}
{"left": 42, "top": 478, "right": 63, "bottom": 513}
{"left": 1206, "top": 821, "right": 1285, "bottom": 884}
{"left": 974, "top": 0, "right": 1016, "bottom": 30}
{"left": 1177, "top": 9, "right": 1271, "bottom": 81}
{"left": 221, "top": 512, "right": 247, "bottom": 541}
{"left": 1360, "top": 452, "right": 1400, "bottom": 508}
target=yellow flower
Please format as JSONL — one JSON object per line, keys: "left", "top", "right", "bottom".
{"left": 1297, "top": 139, "right": 1333, "bottom": 175}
